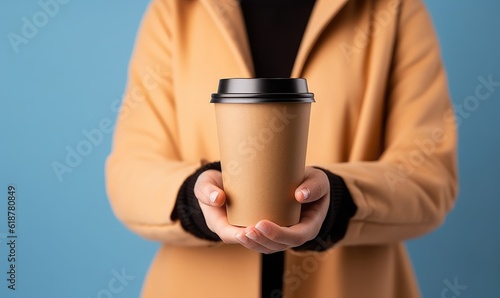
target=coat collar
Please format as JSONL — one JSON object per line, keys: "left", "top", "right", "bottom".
{"left": 200, "top": 0, "right": 349, "bottom": 77}
{"left": 199, "top": 0, "right": 254, "bottom": 77}
{"left": 292, "top": 0, "right": 349, "bottom": 77}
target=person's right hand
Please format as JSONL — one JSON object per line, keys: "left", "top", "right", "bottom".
{"left": 194, "top": 170, "right": 246, "bottom": 243}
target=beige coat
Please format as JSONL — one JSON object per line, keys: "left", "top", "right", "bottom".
{"left": 106, "top": 0, "right": 458, "bottom": 297}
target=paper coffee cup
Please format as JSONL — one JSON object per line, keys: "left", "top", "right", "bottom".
{"left": 211, "top": 78, "right": 314, "bottom": 227}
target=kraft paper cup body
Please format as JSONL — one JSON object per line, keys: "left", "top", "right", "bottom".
{"left": 211, "top": 78, "right": 314, "bottom": 227}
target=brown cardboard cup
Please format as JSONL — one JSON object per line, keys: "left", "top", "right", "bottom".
{"left": 211, "top": 78, "right": 314, "bottom": 227}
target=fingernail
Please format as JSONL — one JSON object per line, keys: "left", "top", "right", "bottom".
{"left": 245, "top": 230, "right": 258, "bottom": 240}
{"left": 300, "top": 188, "right": 310, "bottom": 201}
{"left": 209, "top": 191, "right": 219, "bottom": 203}
{"left": 255, "top": 222, "right": 269, "bottom": 235}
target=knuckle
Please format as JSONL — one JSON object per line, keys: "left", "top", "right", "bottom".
{"left": 312, "top": 177, "right": 328, "bottom": 198}
{"left": 202, "top": 185, "right": 213, "bottom": 196}
{"left": 309, "top": 179, "right": 322, "bottom": 198}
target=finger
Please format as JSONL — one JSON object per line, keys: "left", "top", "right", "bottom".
{"left": 253, "top": 220, "right": 308, "bottom": 247}
{"left": 239, "top": 226, "right": 289, "bottom": 252}
{"left": 295, "top": 167, "right": 329, "bottom": 203}
{"left": 254, "top": 209, "right": 328, "bottom": 248}
{"left": 235, "top": 232, "right": 282, "bottom": 254}
{"left": 198, "top": 202, "right": 243, "bottom": 244}
{"left": 194, "top": 170, "right": 226, "bottom": 207}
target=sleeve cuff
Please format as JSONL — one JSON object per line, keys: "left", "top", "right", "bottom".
{"left": 294, "top": 167, "right": 357, "bottom": 251}
{"left": 171, "top": 161, "right": 222, "bottom": 242}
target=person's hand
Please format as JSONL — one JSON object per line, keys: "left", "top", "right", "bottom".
{"left": 194, "top": 169, "right": 246, "bottom": 243}
{"left": 194, "top": 167, "right": 330, "bottom": 254}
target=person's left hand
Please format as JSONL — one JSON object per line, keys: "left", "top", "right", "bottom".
{"left": 234, "top": 167, "right": 330, "bottom": 254}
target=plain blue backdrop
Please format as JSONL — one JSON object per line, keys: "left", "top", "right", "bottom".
{"left": 0, "top": 0, "right": 498, "bottom": 297}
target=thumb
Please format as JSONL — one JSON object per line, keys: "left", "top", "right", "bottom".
{"left": 194, "top": 169, "right": 227, "bottom": 207}
{"left": 295, "top": 167, "right": 329, "bottom": 203}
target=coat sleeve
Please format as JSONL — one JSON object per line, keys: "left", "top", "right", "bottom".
{"left": 105, "top": 0, "right": 213, "bottom": 246}
{"left": 329, "top": 0, "right": 459, "bottom": 246}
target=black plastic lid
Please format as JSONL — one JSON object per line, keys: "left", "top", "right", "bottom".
{"left": 211, "top": 78, "right": 315, "bottom": 103}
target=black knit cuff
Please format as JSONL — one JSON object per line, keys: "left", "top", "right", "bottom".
{"left": 171, "top": 162, "right": 222, "bottom": 242}
{"left": 293, "top": 167, "right": 357, "bottom": 251}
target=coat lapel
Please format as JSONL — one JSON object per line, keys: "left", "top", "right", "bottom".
{"left": 291, "top": 0, "right": 349, "bottom": 77}
{"left": 199, "top": 0, "right": 254, "bottom": 77}
{"left": 200, "top": 0, "right": 349, "bottom": 78}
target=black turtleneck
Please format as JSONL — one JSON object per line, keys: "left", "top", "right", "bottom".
{"left": 241, "top": 0, "right": 316, "bottom": 78}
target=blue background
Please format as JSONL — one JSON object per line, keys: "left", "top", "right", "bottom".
{"left": 0, "top": 0, "right": 498, "bottom": 297}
